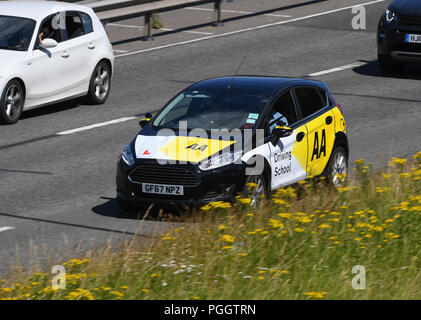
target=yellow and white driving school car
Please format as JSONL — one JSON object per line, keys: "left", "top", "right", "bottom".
{"left": 116, "top": 76, "right": 348, "bottom": 210}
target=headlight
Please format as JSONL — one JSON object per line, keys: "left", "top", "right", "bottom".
{"left": 385, "top": 9, "right": 397, "bottom": 23}
{"left": 121, "top": 144, "right": 135, "bottom": 166}
{"left": 199, "top": 151, "right": 242, "bottom": 171}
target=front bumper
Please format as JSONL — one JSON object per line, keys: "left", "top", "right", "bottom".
{"left": 116, "top": 158, "right": 247, "bottom": 206}
{"left": 378, "top": 16, "right": 421, "bottom": 62}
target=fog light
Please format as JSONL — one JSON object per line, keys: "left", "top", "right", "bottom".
{"left": 223, "top": 185, "right": 235, "bottom": 196}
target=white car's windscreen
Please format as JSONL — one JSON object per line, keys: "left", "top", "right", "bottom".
{"left": 0, "top": 15, "right": 36, "bottom": 51}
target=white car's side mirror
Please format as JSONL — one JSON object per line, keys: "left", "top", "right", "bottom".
{"left": 39, "top": 38, "right": 57, "bottom": 49}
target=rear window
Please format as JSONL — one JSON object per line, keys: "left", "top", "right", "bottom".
{"left": 295, "top": 87, "right": 326, "bottom": 118}
{"left": 80, "top": 12, "right": 93, "bottom": 34}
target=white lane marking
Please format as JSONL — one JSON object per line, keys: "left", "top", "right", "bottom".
{"left": 265, "top": 13, "right": 292, "bottom": 18}
{"left": 185, "top": 6, "right": 291, "bottom": 17}
{"left": 0, "top": 227, "right": 15, "bottom": 233}
{"left": 183, "top": 30, "right": 214, "bottom": 35}
{"left": 308, "top": 62, "right": 367, "bottom": 76}
{"left": 116, "top": 0, "right": 385, "bottom": 58}
{"left": 113, "top": 49, "right": 128, "bottom": 53}
{"left": 57, "top": 117, "right": 137, "bottom": 135}
{"left": 108, "top": 24, "right": 214, "bottom": 35}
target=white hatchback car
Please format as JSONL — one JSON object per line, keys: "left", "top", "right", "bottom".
{"left": 0, "top": 1, "right": 114, "bottom": 124}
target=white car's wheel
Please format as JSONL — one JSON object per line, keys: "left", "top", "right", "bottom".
{"left": 86, "top": 61, "right": 111, "bottom": 104}
{"left": 0, "top": 80, "right": 24, "bottom": 124}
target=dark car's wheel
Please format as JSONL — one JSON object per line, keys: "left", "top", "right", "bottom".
{"left": 86, "top": 61, "right": 111, "bottom": 104}
{"left": 378, "top": 52, "right": 405, "bottom": 73}
{"left": 241, "top": 174, "right": 267, "bottom": 208}
{"left": 0, "top": 80, "right": 24, "bottom": 124}
{"left": 326, "top": 146, "right": 348, "bottom": 187}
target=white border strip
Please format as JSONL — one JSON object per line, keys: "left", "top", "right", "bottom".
{"left": 115, "top": 0, "right": 385, "bottom": 58}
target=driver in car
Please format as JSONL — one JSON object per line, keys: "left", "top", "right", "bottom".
{"left": 38, "top": 25, "right": 55, "bottom": 44}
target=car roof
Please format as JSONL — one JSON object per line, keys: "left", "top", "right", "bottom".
{"left": 0, "top": 1, "right": 91, "bottom": 20}
{"left": 188, "top": 76, "right": 328, "bottom": 96}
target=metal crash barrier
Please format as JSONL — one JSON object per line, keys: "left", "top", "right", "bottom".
{"left": 84, "top": 0, "right": 224, "bottom": 41}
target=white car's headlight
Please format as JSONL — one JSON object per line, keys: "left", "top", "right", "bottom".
{"left": 121, "top": 144, "right": 135, "bottom": 166}
{"left": 199, "top": 151, "right": 242, "bottom": 171}
{"left": 385, "top": 9, "right": 397, "bottom": 23}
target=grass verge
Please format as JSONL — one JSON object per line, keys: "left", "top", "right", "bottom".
{"left": 1, "top": 152, "right": 421, "bottom": 300}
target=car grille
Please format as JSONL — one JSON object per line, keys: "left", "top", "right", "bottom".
{"left": 128, "top": 165, "right": 201, "bottom": 186}
{"left": 400, "top": 15, "right": 421, "bottom": 26}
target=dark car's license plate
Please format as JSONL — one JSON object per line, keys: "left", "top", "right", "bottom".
{"left": 142, "top": 183, "right": 184, "bottom": 195}
{"left": 406, "top": 34, "right": 421, "bottom": 43}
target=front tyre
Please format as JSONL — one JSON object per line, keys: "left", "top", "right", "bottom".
{"left": 117, "top": 195, "right": 139, "bottom": 213}
{"left": 0, "top": 80, "right": 24, "bottom": 124}
{"left": 86, "top": 61, "right": 111, "bottom": 104}
{"left": 241, "top": 174, "right": 267, "bottom": 208}
{"left": 117, "top": 195, "right": 151, "bottom": 215}
{"left": 378, "top": 52, "right": 405, "bottom": 73}
{"left": 327, "top": 146, "right": 348, "bottom": 187}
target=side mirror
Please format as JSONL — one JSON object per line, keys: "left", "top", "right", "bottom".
{"left": 39, "top": 38, "right": 57, "bottom": 49}
{"left": 139, "top": 117, "right": 151, "bottom": 128}
{"left": 271, "top": 126, "right": 293, "bottom": 146}
{"left": 139, "top": 112, "right": 153, "bottom": 128}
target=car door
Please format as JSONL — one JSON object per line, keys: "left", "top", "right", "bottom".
{"left": 265, "top": 90, "right": 308, "bottom": 190}
{"left": 27, "top": 12, "right": 70, "bottom": 100}
{"left": 294, "top": 87, "right": 335, "bottom": 178}
{"left": 60, "top": 11, "right": 96, "bottom": 89}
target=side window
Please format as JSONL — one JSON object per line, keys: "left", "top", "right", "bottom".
{"left": 267, "top": 91, "right": 298, "bottom": 135}
{"left": 37, "top": 14, "right": 63, "bottom": 45}
{"left": 295, "top": 87, "right": 325, "bottom": 119}
{"left": 80, "top": 12, "right": 94, "bottom": 34}
{"left": 64, "top": 12, "right": 85, "bottom": 40}
{"left": 317, "top": 88, "right": 329, "bottom": 107}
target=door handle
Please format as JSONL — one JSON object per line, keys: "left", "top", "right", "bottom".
{"left": 88, "top": 42, "right": 96, "bottom": 49}
{"left": 61, "top": 51, "right": 70, "bottom": 58}
{"left": 296, "top": 132, "right": 305, "bottom": 142}
{"left": 325, "top": 116, "right": 333, "bottom": 125}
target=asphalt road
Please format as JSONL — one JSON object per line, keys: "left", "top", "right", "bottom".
{"left": 1, "top": 0, "right": 421, "bottom": 275}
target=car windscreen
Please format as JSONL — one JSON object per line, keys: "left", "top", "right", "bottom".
{"left": 0, "top": 15, "right": 36, "bottom": 51}
{"left": 152, "top": 89, "right": 270, "bottom": 130}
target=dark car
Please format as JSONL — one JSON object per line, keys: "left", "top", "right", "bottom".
{"left": 377, "top": 0, "right": 421, "bottom": 72}
{"left": 116, "top": 76, "right": 348, "bottom": 212}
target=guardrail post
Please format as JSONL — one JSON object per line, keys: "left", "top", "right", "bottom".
{"left": 144, "top": 12, "right": 154, "bottom": 41}
{"left": 213, "top": 0, "right": 223, "bottom": 27}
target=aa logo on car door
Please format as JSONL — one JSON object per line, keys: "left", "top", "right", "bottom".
{"left": 311, "top": 128, "right": 327, "bottom": 161}
{"left": 306, "top": 111, "right": 335, "bottom": 177}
